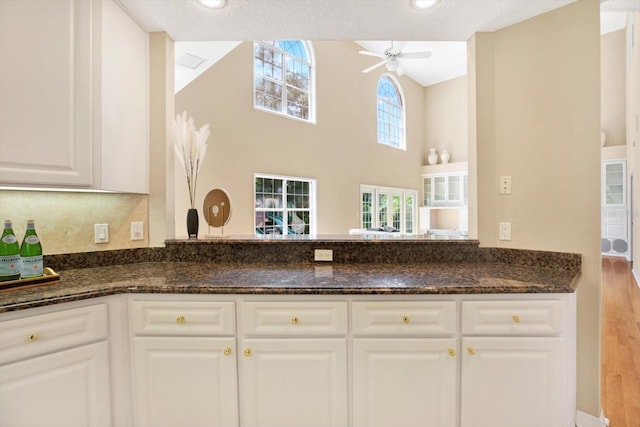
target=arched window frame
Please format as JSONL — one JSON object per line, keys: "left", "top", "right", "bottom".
{"left": 376, "top": 74, "right": 406, "bottom": 150}
{"left": 253, "top": 40, "right": 316, "bottom": 123}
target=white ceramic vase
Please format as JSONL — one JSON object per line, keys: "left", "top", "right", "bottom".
{"left": 440, "top": 150, "right": 451, "bottom": 164}
{"left": 427, "top": 148, "right": 438, "bottom": 165}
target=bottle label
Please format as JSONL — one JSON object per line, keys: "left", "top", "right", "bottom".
{"left": 24, "top": 235, "right": 40, "bottom": 245}
{"left": 21, "top": 255, "right": 43, "bottom": 278}
{"left": 0, "top": 254, "right": 21, "bottom": 276}
{"left": 1, "top": 235, "right": 17, "bottom": 244}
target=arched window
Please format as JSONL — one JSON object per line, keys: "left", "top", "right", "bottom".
{"left": 254, "top": 40, "right": 314, "bottom": 122}
{"left": 377, "top": 75, "right": 405, "bottom": 149}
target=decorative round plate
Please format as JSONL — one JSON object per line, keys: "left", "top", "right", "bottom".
{"left": 203, "top": 189, "right": 231, "bottom": 227}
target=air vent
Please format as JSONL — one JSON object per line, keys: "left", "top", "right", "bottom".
{"left": 177, "top": 53, "right": 206, "bottom": 70}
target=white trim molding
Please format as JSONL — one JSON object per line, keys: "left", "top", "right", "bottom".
{"left": 575, "top": 410, "right": 609, "bottom": 427}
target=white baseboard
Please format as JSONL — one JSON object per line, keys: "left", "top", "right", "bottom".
{"left": 633, "top": 267, "right": 640, "bottom": 290}
{"left": 575, "top": 410, "right": 609, "bottom": 427}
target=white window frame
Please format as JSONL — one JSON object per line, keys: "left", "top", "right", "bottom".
{"left": 360, "top": 185, "right": 417, "bottom": 234}
{"left": 254, "top": 173, "right": 317, "bottom": 236}
{"left": 376, "top": 74, "right": 406, "bottom": 150}
{"left": 253, "top": 41, "right": 316, "bottom": 123}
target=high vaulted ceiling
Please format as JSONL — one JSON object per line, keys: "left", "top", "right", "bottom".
{"left": 117, "top": 0, "right": 636, "bottom": 89}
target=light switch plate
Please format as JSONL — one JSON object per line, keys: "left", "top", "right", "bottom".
{"left": 94, "top": 224, "right": 109, "bottom": 244}
{"left": 499, "top": 222, "right": 511, "bottom": 241}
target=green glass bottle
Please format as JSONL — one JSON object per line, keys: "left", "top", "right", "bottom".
{"left": 20, "top": 220, "right": 43, "bottom": 278}
{"left": 0, "top": 220, "right": 21, "bottom": 281}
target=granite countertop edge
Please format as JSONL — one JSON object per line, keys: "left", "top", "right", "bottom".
{"left": 0, "top": 260, "right": 580, "bottom": 313}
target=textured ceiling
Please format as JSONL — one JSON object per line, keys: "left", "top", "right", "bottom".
{"left": 118, "top": 0, "right": 580, "bottom": 41}
{"left": 120, "top": 0, "right": 636, "bottom": 90}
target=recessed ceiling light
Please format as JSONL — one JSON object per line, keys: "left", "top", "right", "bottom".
{"left": 411, "top": 0, "right": 440, "bottom": 10}
{"left": 197, "top": 0, "right": 226, "bottom": 9}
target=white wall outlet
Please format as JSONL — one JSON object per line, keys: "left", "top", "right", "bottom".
{"left": 314, "top": 249, "right": 333, "bottom": 262}
{"left": 499, "top": 176, "right": 512, "bottom": 195}
{"left": 94, "top": 224, "right": 109, "bottom": 244}
{"left": 499, "top": 222, "right": 512, "bottom": 241}
{"left": 131, "top": 222, "right": 144, "bottom": 241}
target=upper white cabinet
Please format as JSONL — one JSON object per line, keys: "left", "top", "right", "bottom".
{"left": 420, "top": 162, "right": 468, "bottom": 234}
{"left": 0, "top": 0, "right": 148, "bottom": 193}
{"left": 601, "top": 149, "right": 629, "bottom": 259}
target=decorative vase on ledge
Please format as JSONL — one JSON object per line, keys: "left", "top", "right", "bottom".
{"left": 187, "top": 208, "right": 199, "bottom": 239}
{"left": 427, "top": 148, "right": 438, "bottom": 165}
{"left": 440, "top": 150, "right": 451, "bottom": 164}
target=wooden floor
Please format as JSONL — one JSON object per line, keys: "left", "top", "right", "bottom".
{"left": 601, "top": 256, "right": 640, "bottom": 427}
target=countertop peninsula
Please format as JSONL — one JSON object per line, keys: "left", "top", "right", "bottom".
{"left": 0, "top": 238, "right": 581, "bottom": 313}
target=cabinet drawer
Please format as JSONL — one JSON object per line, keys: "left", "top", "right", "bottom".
{"left": 462, "top": 300, "right": 564, "bottom": 336}
{"left": 131, "top": 301, "right": 235, "bottom": 336}
{"left": 352, "top": 301, "right": 456, "bottom": 336}
{"left": 242, "top": 301, "right": 348, "bottom": 336}
{"left": 0, "top": 304, "right": 108, "bottom": 364}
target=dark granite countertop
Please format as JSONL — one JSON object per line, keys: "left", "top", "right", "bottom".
{"left": 0, "top": 260, "right": 580, "bottom": 313}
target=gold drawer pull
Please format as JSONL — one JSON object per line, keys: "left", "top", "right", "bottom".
{"left": 244, "top": 349, "right": 252, "bottom": 357}
{"left": 27, "top": 333, "right": 39, "bottom": 343}
{"left": 291, "top": 316, "right": 299, "bottom": 325}
{"left": 467, "top": 347, "right": 476, "bottom": 356}
{"left": 223, "top": 347, "right": 232, "bottom": 356}
{"left": 448, "top": 348, "right": 456, "bottom": 357}
{"left": 512, "top": 315, "right": 521, "bottom": 323}
{"left": 176, "top": 315, "right": 185, "bottom": 324}
{"left": 402, "top": 316, "right": 410, "bottom": 324}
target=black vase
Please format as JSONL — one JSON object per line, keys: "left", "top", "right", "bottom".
{"left": 186, "top": 208, "right": 199, "bottom": 239}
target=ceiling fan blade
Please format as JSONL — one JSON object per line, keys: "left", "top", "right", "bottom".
{"left": 399, "top": 51, "right": 432, "bottom": 59}
{"left": 362, "top": 59, "right": 389, "bottom": 73}
{"left": 358, "top": 50, "right": 385, "bottom": 59}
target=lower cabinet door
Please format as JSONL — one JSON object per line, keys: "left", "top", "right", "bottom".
{"left": 240, "top": 338, "right": 348, "bottom": 427}
{"left": 0, "top": 341, "right": 112, "bottom": 427}
{"left": 461, "top": 337, "right": 568, "bottom": 427}
{"left": 133, "top": 336, "right": 238, "bottom": 427}
{"left": 353, "top": 338, "right": 458, "bottom": 427}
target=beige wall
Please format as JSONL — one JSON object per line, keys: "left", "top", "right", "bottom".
{"left": 628, "top": 13, "right": 640, "bottom": 274}
{"left": 424, "top": 76, "right": 468, "bottom": 163}
{"left": 602, "top": 29, "right": 627, "bottom": 147}
{"left": 469, "top": 0, "right": 602, "bottom": 416}
{"left": 175, "top": 41, "right": 425, "bottom": 236}
{"left": 0, "top": 190, "right": 148, "bottom": 254}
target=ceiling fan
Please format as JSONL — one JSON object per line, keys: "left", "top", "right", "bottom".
{"left": 359, "top": 42, "right": 432, "bottom": 75}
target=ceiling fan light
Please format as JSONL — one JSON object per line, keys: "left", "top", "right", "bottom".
{"left": 197, "top": 0, "right": 226, "bottom": 9}
{"left": 386, "top": 59, "right": 399, "bottom": 72}
{"left": 411, "top": 0, "right": 440, "bottom": 10}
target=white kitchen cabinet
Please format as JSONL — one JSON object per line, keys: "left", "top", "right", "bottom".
{"left": 239, "top": 338, "right": 348, "bottom": 427}
{"left": 601, "top": 158, "right": 629, "bottom": 259}
{"left": 132, "top": 336, "right": 238, "bottom": 427}
{"left": 0, "top": 304, "right": 112, "bottom": 427}
{"left": 353, "top": 338, "right": 457, "bottom": 427}
{"left": 352, "top": 300, "right": 457, "bottom": 427}
{"left": 239, "top": 300, "right": 349, "bottom": 427}
{"left": 131, "top": 300, "right": 239, "bottom": 427}
{"left": 0, "top": 0, "right": 147, "bottom": 192}
{"left": 460, "top": 299, "right": 574, "bottom": 427}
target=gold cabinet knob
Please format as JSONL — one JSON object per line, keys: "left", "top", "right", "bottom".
{"left": 223, "top": 347, "right": 232, "bottom": 356}
{"left": 512, "top": 315, "right": 521, "bottom": 323}
{"left": 467, "top": 347, "right": 476, "bottom": 356}
{"left": 243, "top": 349, "right": 252, "bottom": 357}
{"left": 402, "top": 316, "right": 410, "bottom": 324}
{"left": 176, "top": 315, "right": 185, "bottom": 324}
{"left": 448, "top": 348, "right": 456, "bottom": 357}
{"left": 27, "top": 333, "right": 39, "bottom": 343}
{"left": 291, "top": 316, "right": 299, "bottom": 325}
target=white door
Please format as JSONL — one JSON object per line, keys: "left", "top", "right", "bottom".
{"left": 460, "top": 337, "right": 568, "bottom": 427}
{"left": 133, "top": 336, "right": 239, "bottom": 427}
{"left": 240, "top": 338, "right": 348, "bottom": 427}
{"left": 353, "top": 338, "right": 457, "bottom": 427}
{"left": 0, "top": 342, "right": 111, "bottom": 427}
